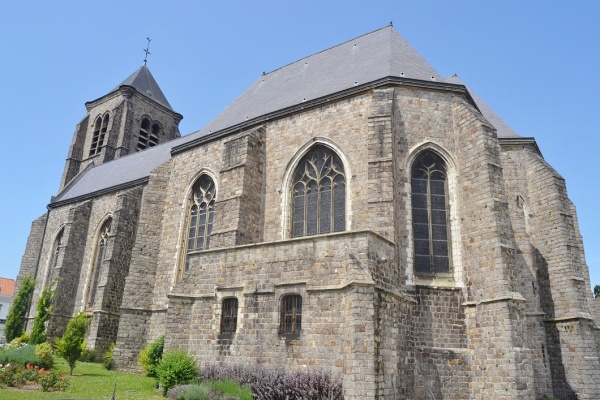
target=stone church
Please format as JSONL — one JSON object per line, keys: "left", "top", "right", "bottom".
{"left": 17, "top": 26, "right": 600, "bottom": 399}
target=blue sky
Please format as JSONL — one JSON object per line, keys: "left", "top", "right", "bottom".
{"left": 1, "top": 1, "right": 599, "bottom": 291}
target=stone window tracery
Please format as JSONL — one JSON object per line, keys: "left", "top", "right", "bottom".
{"left": 279, "top": 294, "right": 302, "bottom": 336}
{"left": 411, "top": 151, "right": 451, "bottom": 275}
{"left": 184, "top": 175, "right": 216, "bottom": 273}
{"left": 291, "top": 146, "right": 346, "bottom": 238}
{"left": 89, "top": 114, "right": 109, "bottom": 156}
{"left": 86, "top": 218, "right": 111, "bottom": 309}
{"left": 137, "top": 118, "right": 160, "bottom": 151}
{"left": 220, "top": 298, "right": 238, "bottom": 336}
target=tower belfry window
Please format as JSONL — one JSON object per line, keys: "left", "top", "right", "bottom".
{"left": 89, "top": 114, "right": 109, "bottom": 156}
{"left": 411, "top": 151, "right": 451, "bottom": 275}
{"left": 137, "top": 119, "right": 160, "bottom": 151}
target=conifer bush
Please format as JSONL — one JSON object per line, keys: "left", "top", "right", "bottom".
{"left": 30, "top": 281, "right": 56, "bottom": 345}
{"left": 4, "top": 275, "right": 36, "bottom": 342}
{"left": 56, "top": 312, "right": 91, "bottom": 375}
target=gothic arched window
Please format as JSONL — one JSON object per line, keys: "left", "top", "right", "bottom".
{"left": 44, "top": 228, "right": 64, "bottom": 288}
{"left": 137, "top": 118, "right": 160, "bottom": 151}
{"left": 86, "top": 218, "right": 112, "bottom": 309}
{"left": 291, "top": 146, "right": 346, "bottom": 238}
{"left": 411, "top": 151, "right": 451, "bottom": 275}
{"left": 89, "top": 114, "right": 109, "bottom": 156}
{"left": 184, "top": 175, "right": 216, "bottom": 272}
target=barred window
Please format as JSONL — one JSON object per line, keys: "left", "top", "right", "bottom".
{"left": 279, "top": 295, "right": 302, "bottom": 336}
{"left": 87, "top": 218, "right": 112, "bottom": 309}
{"left": 89, "top": 114, "right": 109, "bottom": 156}
{"left": 137, "top": 118, "right": 160, "bottom": 151}
{"left": 292, "top": 146, "right": 346, "bottom": 238}
{"left": 184, "top": 175, "right": 216, "bottom": 272}
{"left": 411, "top": 151, "right": 451, "bottom": 275}
{"left": 220, "top": 298, "right": 238, "bottom": 335}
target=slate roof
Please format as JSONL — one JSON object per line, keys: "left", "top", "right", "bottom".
{"left": 0, "top": 278, "right": 15, "bottom": 297}
{"left": 445, "top": 74, "right": 519, "bottom": 138}
{"left": 111, "top": 65, "right": 174, "bottom": 110}
{"left": 52, "top": 26, "right": 522, "bottom": 205}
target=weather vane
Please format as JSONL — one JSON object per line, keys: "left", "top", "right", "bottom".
{"left": 143, "top": 37, "right": 152, "bottom": 65}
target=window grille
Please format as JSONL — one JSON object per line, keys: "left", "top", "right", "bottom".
{"left": 292, "top": 146, "right": 346, "bottom": 238}
{"left": 184, "top": 176, "right": 216, "bottom": 272}
{"left": 411, "top": 151, "right": 451, "bottom": 274}
{"left": 89, "top": 114, "right": 109, "bottom": 156}
{"left": 220, "top": 298, "right": 238, "bottom": 335}
{"left": 87, "top": 218, "right": 111, "bottom": 309}
{"left": 137, "top": 118, "right": 160, "bottom": 151}
{"left": 279, "top": 295, "right": 302, "bottom": 335}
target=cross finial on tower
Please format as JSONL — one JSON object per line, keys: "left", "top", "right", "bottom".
{"left": 143, "top": 37, "right": 152, "bottom": 65}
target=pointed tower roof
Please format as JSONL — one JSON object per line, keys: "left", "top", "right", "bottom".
{"left": 113, "top": 65, "right": 173, "bottom": 110}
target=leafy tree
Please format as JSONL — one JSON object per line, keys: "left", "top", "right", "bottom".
{"left": 29, "top": 280, "right": 56, "bottom": 344}
{"left": 56, "top": 312, "right": 91, "bottom": 375}
{"left": 594, "top": 285, "right": 600, "bottom": 299}
{"left": 4, "top": 275, "right": 36, "bottom": 342}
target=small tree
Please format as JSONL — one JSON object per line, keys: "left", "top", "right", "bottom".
{"left": 594, "top": 285, "right": 600, "bottom": 299}
{"left": 30, "top": 281, "right": 56, "bottom": 344}
{"left": 4, "top": 275, "right": 36, "bottom": 342}
{"left": 56, "top": 312, "right": 91, "bottom": 375}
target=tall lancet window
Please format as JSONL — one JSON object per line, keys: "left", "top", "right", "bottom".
{"left": 87, "top": 218, "right": 112, "bottom": 309}
{"left": 411, "top": 151, "right": 451, "bottom": 275}
{"left": 89, "top": 114, "right": 109, "bottom": 156}
{"left": 45, "top": 228, "right": 64, "bottom": 288}
{"left": 291, "top": 146, "right": 346, "bottom": 238}
{"left": 185, "top": 176, "right": 216, "bottom": 272}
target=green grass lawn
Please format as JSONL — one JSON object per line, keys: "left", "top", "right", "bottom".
{"left": 1, "top": 357, "right": 164, "bottom": 400}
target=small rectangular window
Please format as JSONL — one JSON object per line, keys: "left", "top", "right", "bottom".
{"left": 220, "top": 298, "right": 238, "bottom": 335}
{"left": 279, "top": 295, "right": 302, "bottom": 336}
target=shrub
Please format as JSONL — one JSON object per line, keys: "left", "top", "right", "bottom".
{"left": 168, "top": 381, "right": 252, "bottom": 400}
{"left": 0, "top": 362, "right": 68, "bottom": 391}
{"left": 30, "top": 281, "right": 56, "bottom": 345}
{"left": 4, "top": 275, "right": 36, "bottom": 342}
{"left": 56, "top": 312, "right": 91, "bottom": 375}
{"left": 34, "top": 342, "right": 54, "bottom": 369}
{"left": 202, "top": 363, "right": 342, "bottom": 400}
{"left": 39, "top": 369, "right": 69, "bottom": 392}
{"left": 139, "top": 335, "right": 165, "bottom": 377}
{"left": 156, "top": 349, "right": 198, "bottom": 396}
{"left": 103, "top": 342, "right": 115, "bottom": 370}
{"left": 0, "top": 344, "right": 39, "bottom": 367}
{"left": 79, "top": 341, "right": 96, "bottom": 362}
{"left": 10, "top": 331, "right": 30, "bottom": 346}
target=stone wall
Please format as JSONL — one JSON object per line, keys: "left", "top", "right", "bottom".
{"left": 166, "top": 230, "right": 394, "bottom": 398}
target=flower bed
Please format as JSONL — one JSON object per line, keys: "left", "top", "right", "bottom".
{"left": 0, "top": 363, "right": 68, "bottom": 392}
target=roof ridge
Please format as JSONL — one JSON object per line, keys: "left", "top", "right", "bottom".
{"left": 264, "top": 25, "right": 393, "bottom": 76}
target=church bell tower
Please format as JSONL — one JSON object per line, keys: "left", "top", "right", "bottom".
{"left": 59, "top": 65, "right": 183, "bottom": 190}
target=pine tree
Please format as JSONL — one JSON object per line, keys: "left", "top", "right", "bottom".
{"left": 56, "top": 312, "right": 91, "bottom": 375}
{"left": 4, "top": 275, "right": 36, "bottom": 342}
{"left": 29, "top": 281, "right": 56, "bottom": 344}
